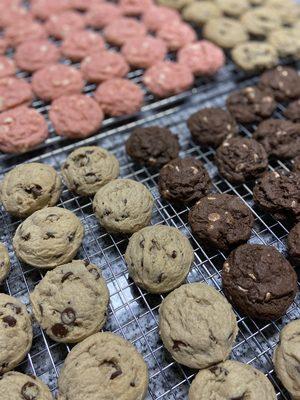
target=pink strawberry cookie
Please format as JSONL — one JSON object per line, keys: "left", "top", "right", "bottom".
{"left": 61, "top": 30, "right": 105, "bottom": 62}
{"left": 104, "top": 17, "right": 147, "bottom": 47}
{"left": 5, "top": 20, "right": 47, "bottom": 47}
{"left": 142, "top": 5, "right": 181, "bottom": 32}
{"left": 0, "top": 38, "right": 8, "bottom": 55}
{"left": 178, "top": 40, "right": 225, "bottom": 76}
{"left": 0, "top": 56, "right": 16, "bottom": 79}
{"left": 85, "top": 3, "right": 122, "bottom": 29}
{"left": 71, "top": 0, "right": 105, "bottom": 11}
{"left": 0, "top": 5, "right": 32, "bottom": 28}
{"left": 95, "top": 78, "right": 144, "bottom": 117}
{"left": 0, "top": 77, "right": 33, "bottom": 112}
{"left": 157, "top": 21, "right": 196, "bottom": 51}
{"left": 31, "top": 0, "right": 72, "bottom": 20}
{"left": 45, "top": 11, "right": 85, "bottom": 39}
{"left": 119, "top": 0, "right": 154, "bottom": 16}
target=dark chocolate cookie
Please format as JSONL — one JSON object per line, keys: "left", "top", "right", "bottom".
{"left": 188, "top": 194, "right": 254, "bottom": 252}
{"left": 187, "top": 107, "right": 238, "bottom": 148}
{"left": 253, "top": 170, "right": 300, "bottom": 221}
{"left": 284, "top": 99, "right": 300, "bottom": 122}
{"left": 215, "top": 137, "right": 268, "bottom": 183}
{"left": 288, "top": 223, "right": 300, "bottom": 266}
{"left": 259, "top": 66, "right": 300, "bottom": 102}
{"left": 253, "top": 119, "right": 300, "bottom": 159}
{"left": 226, "top": 86, "right": 276, "bottom": 124}
{"left": 222, "top": 243, "right": 298, "bottom": 320}
{"left": 292, "top": 156, "right": 300, "bottom": 173}
{"left": 158, "top": 157, "right": 212, "bottom": 203}
{"left": 125, "top": 126, "right": 180, "bottom": 168}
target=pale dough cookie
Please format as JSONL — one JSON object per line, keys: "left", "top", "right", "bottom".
{"left": 215, "top": 0, "right": 250, "bottom": 18}
{"left": 268, "top": 28, "right": 300, "bottom": 58}
{"left": 241, "top": 7, "right": 282, "bottom": 37}
{"left": 0, "top": 243, "right": 10, "bottom": 285}
{"left": 125, "top": 225, "right": 194, "bottom": 294}
{"left": 0, "top": 371, "right": 53, "bottom": 400}
{"left": 30, "top": 260, "right": 109, "bottom": 343}
{"left": 203, "top": 17, "right": 249, "bottom": 49}
{"left": 266, "top": 0, "right": 300, "bottom": 26}
{"left": 183, "top": 1, "right": 222, "bottom": 26}
{"left": 0, "top": 293, "right": 32, "bottom": 373}
{"left": 157, "top": 0, "right": 193, "bottom": 10}
{"left": 61, "top": 146, "right": 120, "bottom": 196}
{"left": 93, "top": 179, "right": 154, "bottom": 234}
{"left": 0, "top": 163, "right": 62, "bottom": 218}
{"left": 159, "top": 283, "right": 238, "bottom": 369}
{"left": 232, "top": 42, "right": 278, "bottom": 72}
{"left": 189, "top": 360, "right": 276, "bottom": 400}
{"left": 58, "top": 332, "right": 149, "bottom": 400}
{"left": 13, "top": 207, "right": 84, "bottom": 269}
{"left": 273, "top": 319, "right": 300, "bottom": 399}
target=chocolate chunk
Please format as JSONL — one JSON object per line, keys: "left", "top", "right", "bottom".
{"left": 171, "top": 250, "right": 177, "bottom": 258}
{"left": 110, "top": 369, "right": 122, "bottom": 379}
{"left": 172, "top": 340, "right": 187, "bottom": 351}
{"left": 4, "top": 303, "right": 21, "bottom": 314}
{"left": 21, "top": 381, "right": 39, "bottom": 400}
{"left": 61, "top": 271, "right": 74, "bottom": 283}
{"left": 3, "top": 315, "right": 17, "bottom": 327}
{"left": 21, "top": 233, "right": 31, "bottom": 241}
{"left": 51, "top": 323, "right": 68, "bottom": 338}
{"left": 88, "top": 267, "right": 100, "bottom": 280}
{"left": 46, "top": 214, "right": 59, "bottom": 222}
{"left": 61, "top": 307, "right": 76, "bottom": 325}
{"left": 24, "top": 184, "right": 43, "bottom": 199}
{"left": 45, "top": 231, "right": 55, "bottom": 239}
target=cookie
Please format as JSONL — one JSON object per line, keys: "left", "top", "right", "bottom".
{"left": 157, "top": 0, "right": 193, "bottom": 10}
{"left": 215, "top": 137, "right": 268, "bottom": 183}
{"left": 231, "top": 42, "right": 278, "bottom": 72}
{"left": 143, "top": 61, "right": 194, "bottom": 98}
{"left": 159, "top": 282, "right": 238, "bottom": 369}
{"left": 71, "top": 0, "right": 101, "bottom": 11}
{"left": 0, "top": 371, "right": 53, "bottom": 400}
{"left": 253, "top": 119, "right": 300, "bottom": 159}
{"left": 222, "top": 243, "right": 297, "bottom": 320}
{"left": 81, "top": 50, "right": 129, "bottom": 83}
{"left": 0, "top": 77, "right": 33, "bottom": 112}
{"left": 157, "top": 21, "right": 196, "bottom": 51}
{"left": 125, "top": 126, "right": 180, "bottom": 168}
{"left": 189, "top": 360, "right": 276, "bottom": 400}
{"left": 0, "top": 5, "right": 31, "bottom": 29}
{"left": 253, "top": 170, "right": 300, "bottom": 221}
{"left": 49, "top": 95, "right": 103, "bottom": 139}
{"left": 287, "top": 223, "right": 300, "bottom": 266}
{"left": 266, "top": 0, "right": 300, "bottom": 26}
{"left": 203, "top": 17, "right": 249, "bottom": 49}
{"left": 32, "top": 64, "right": 84, "bottom": 102}
{"left": 215, "top": 0, "right": 250, "bottom": 18}
{"left": 0, "top": 162, "right": 62, "bottom": 218}
{"left": 182, "top": 1, "right": 222, "bottom": 26}
{"left": 0, "top": 38, "right": 8, "bottom": 55}
{"left": 85, "top": 3, "right": 122, "bottom": 29}
{"left": 284, "top": 99, "right": 300, "bottom": 122}
{"left": 57, "top": 332, "right": 148, "bottom": 400}
{"left": 61, "top": 146, "right": 120, "bottom": 196}
{"left": 273, "top": 319, "right": 300, "bottom": 399}
{"left": 125, "top": 225, "right": 194, "bottom": 293}
{"left": 93, "top": 179, "right": 154, "bottom": 234}
{"left": 241, "top": 7, "right": 281, "bottom": 37}
{"left": 0, "top": 293, "right": 32, "bottom": 373}
{"left": 259, "top": 66, "right": 300, "bottom": 102}
{"left": 5, "top": 20, "right": 47, "bottom": 47}
{"left": 0, "top": 56, "right": 15, "bottom": 79}
{"left": 159, "top": 157, "right": 212, "bottom": 203}
{"left": 31, "top": 260, "right": 109, "bottom": 343}
{"left": 61, "top": 30, "right": 105, "bottom": 62}
{"left": 121, "top": 36, "right": 167, "bottom": 69}
{"left": 31, "top": 0, "right": 72, "bottom": 20}
{"left": 268, "top": 28, "right": 300, "bottom": 58}
{"left": 94, "top": 78, "right": 144, "bottom": 117}
{"left": 103, "top": 17, "right": 147, "bottom": 47}
{"left": 187, "top": 107, "right": 238, "bottom": 147}
{"left": 119, "top": 0, "right": 153, "bottom": 16}
{"left": 45, "top": 11, "right": 85, "bottom": 39}
{"left": 0, "top": 107, "right": 48, "bottom": 154}
{"left": 226, "top": 86, "right": 276, "bottom": 123}
{"left": 178, "top": 40, "right": 225, "bottom": 76}
{"left": 13, "top": 207, "right": 84, "bottom": 269}
{"left": 0, "top": 244, "right": 10, "bottom": 284}
{"left": 189, "top": 194, "right": 254, "bottom": 252}
{"left": 15, "top": 39, "right": 60, "bottom": 73}
{"left": 142, "top": 5, "right": 181, "bottom": 32}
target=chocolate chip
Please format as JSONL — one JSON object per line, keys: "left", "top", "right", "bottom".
{"left": 3, "top": 315, "right": 16, "bottom": 327}
{"left": 155, "top": 273, "right": 164, "bottom": 283}
{"left": 171, "top": 250, "right": 177, "bottom": 258}
{"left": 130, "top": 382, "right": 136, "bottom": 387}
{"left": 63, "top": 162, "right": 69, "bottom": 169}
{"left": 21, "top": 381, "right": 39, "bottom": 400}
{"left": 51, "top": 323, "right": 68, "bottom": 338}
{"left": 0, "top": 261, "right": 4, "bottom": 268}
{"left": 61, "top": 272, "right": 74, "bottom": 283}
{"left": 172, "top": 340, "right": 187, "bottom": 351}
{"left": 24, "top": 184, "right": 43, "bottom": 199}
{"left": 88, "top": 267, "right": 100, "bottom": 280}
{"left": 4, "top": 303, "right": 21, "bottom": 314}
{"left": 45, "top": 232, "right": 55, "bottom": 239}
{"left": 103, "top": 209, "right": 111, "bottom": 216}
{"left": 67, "top": 232, "right": 75, "bottom": 242}
{"left": 46, "top": 214, "right": 59, "bottom": 222}
{"left": 39, "top": 304, "right": 43, "bottom": 317}
{"left": 110, "top": 369, "right": 122, "bottom": 379}
{"left": 139, "top": 239, "right": 145, "bottom": 248}
{"left": 21, "top": 233, "right": 31, "bottom": 241}
{"left": 61, "top": 307, "right": 76, "bottom": 325}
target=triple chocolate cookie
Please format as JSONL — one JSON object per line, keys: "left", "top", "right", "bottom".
{"left": 187, "top": 107, "right": 238, "bottom": 148}
{"left": 215, "top": 137, "right": 268, "bottom": 183}
{"left": 158, "top": 157, "right": 211, "bottom": 203}
{"left": 287, "top": 223, "right": 300, "bottom": 266}
{"left": 222, "top": 244, "right": 297, "bottom": 320}
{"left": 189, "top": 194, "right": 254, "bottom": 252}
{"left": 284, "top": 99, "right": 300, "bottom": 122}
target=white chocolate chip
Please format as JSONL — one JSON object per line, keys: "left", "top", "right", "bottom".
{"left": 208, "top": 213, "right": 221, "bottom": 222}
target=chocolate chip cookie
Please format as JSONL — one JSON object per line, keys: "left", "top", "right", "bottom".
{"left": 158, "top": 157, "right": 212, "bottom": 203}
{"left": 0, "top": 162, "right": 62, "bottom": 219}
{"left": 61, "top": 146, "right": 120, "bottom": 196}
{"left": 215, "top": 137, "right": 268, "bottom": 183}
{"left": 222, "top": 244, "right": 298, "bottom": 320}
{"left": 287, "top": 223, "right": 300, "bottom": 266}
{"left": 13, "top": 207, "right": 84, "bottom": 269}
{"left": 182, "top": 2, "right": 221, "bottom": 26}
{"left": 58, "top": 332, "right": 148, "bottom": 400}
{"left": 189, "top": 194, "right": 254, "bottom": 252}
{"left": 253, "top": 119, "right": 300, "bottom": 159}
{"left": 253, "top": 170, "right": 300, "bottom": 221}
{"left": 187, "top": 107, "right": 239, "bottom": 148}
{"left": 284, "top": 99, "right": 300, "bottom": 122}
{"left": 189, "top": 360, "right": 276, "bottom": 400}
{"left": 226, "top": 86, "right": 276, "bottom": 123}
{"left": 240, "top": 7, "right": 281, "bottom": 37}
{"left": 215, "top": 0, "right": 250, "bottom": 18}
{"left": 0, "top": 293, "right": 32, "bottom": 373}
{"left": 0, "top": 244, "right": 9, "bottom": 285}
{"left": 203, "top": 17, "right": 249, "bottom": 49}
{"left": 268, "top": 28, "right": 300, "bottom": 58}
{"left": 93, "top": 179, "right": 154, "bottom": 234}
{"left": 159, "top": 283, "right": 238, "bottom": 369}
{"left": 231, "top": 42, "right": 278, "bottom": 72}
{"left": 125, "top": 126, "right": 180, "bottom": 168}
{"left": 274, "top": 319, "right": 300, "bottom": 399}
{"left": 259, "top": 66, "right": 300, "bottom": 102}
{"left": 125, "top": 225, "right": 194, "bottom": 293}
{"left": 30, "top": 260, "right": 109, "bottom": 343}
